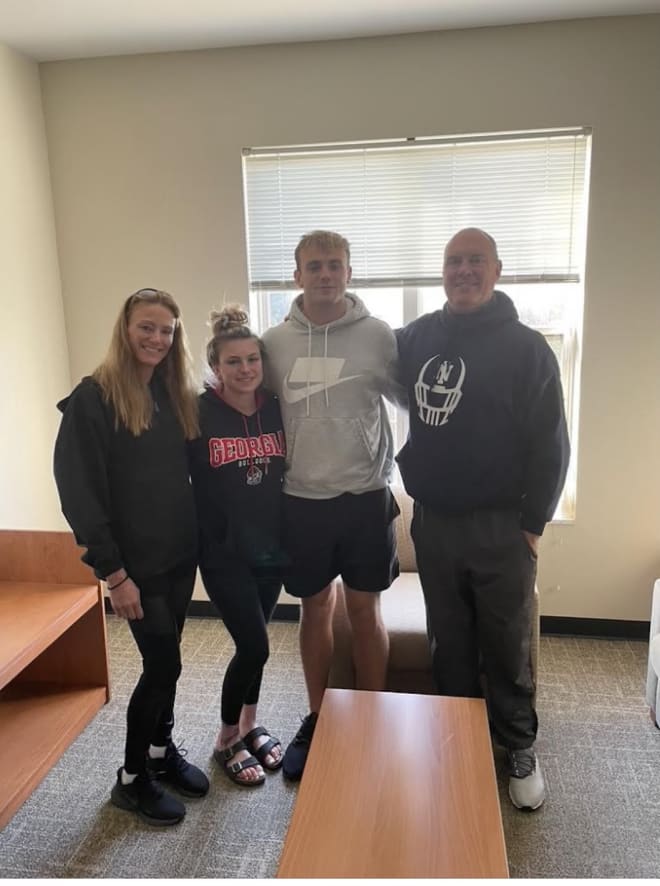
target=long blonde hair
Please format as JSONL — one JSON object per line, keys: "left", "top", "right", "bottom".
{"left": 93, "top": 288, "right": 199, "bottom": 438}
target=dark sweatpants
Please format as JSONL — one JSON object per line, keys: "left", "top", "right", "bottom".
{"left": 411, "top": 503, "right": 538, "bottom": 750}
{"left": 125, "top": 559, "right": 197, "bottom": 774}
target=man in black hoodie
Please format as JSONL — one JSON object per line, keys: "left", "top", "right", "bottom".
{"left": 396, "top": 228, "right": 570, "bottom": 812}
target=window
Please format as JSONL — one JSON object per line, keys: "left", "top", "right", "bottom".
{"left": 242, "top": 129, "right": 591, "bottom": 520}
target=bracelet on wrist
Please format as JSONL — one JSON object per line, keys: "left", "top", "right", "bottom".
{"left": 107, "top": 574, "right": 129, "bottom": 591}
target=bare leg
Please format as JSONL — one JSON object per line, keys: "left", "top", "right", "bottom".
{"left": 299, "top": 582, "right": 336, "bottom": 712}
{"left": 344, "top": 585, "right": 389, "bottom": 691}
{"left": 239, "top": 703, "right": 258, "bottom": 736}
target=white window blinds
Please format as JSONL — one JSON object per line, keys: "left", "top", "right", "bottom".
{"left": 242, "top": 128, "right": 590, "bottom": 289}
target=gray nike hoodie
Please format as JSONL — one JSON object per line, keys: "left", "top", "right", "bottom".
{"left": 262, "top": 293, "right": 404, "bottom": 499}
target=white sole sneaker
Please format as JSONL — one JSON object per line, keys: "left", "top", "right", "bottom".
{"left": 508, "top": 752, "right": 545, "bottom": 810}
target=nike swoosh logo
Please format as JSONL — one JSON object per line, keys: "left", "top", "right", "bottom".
{"left": 282, "top": 374, "right": 361, "bottom": 404}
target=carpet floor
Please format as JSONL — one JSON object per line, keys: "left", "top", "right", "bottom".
{"left": 0, "top": 615, "right": 658, "bottom": 878}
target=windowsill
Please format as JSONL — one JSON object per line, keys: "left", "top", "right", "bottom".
{"left": 551, "top": 503, "right": 575, "bottom": 525}
{"left": 550, "top": 516, "right": 574, "bottom": 526}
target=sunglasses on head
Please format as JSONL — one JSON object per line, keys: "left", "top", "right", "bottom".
{"left": 125, "top": 288, "right": 178, "bottom": 323}
{"left": 131, "top": 287, "right": 160, "bottom": 297}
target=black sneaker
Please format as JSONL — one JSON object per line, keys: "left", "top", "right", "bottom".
{"left": 282, "top": 712, "right": 318, "bottom": 781}
{"left": 110, "top": 769, "right": 186, "bottom": 826}
{"left": 147, "top": 741, "right": 210, "bottom": 798}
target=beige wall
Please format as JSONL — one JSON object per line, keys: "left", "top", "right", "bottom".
{"left": 38, "top": 15, "right": 660, "bottom": 617}
{"left": 0, "top": 44, "right": 69, "bottom": 530}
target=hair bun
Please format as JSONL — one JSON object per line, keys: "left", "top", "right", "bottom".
{"left": 209, "top": 304, "right": 250, "bottom": 334}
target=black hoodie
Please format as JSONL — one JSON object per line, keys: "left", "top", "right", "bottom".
{"left": 395, "top": 291, "right": 570, "bottom": 536}
{"left": 53, "top": 375, "right": 197, "bottom": 580}
{"left": 188, "top": 388, "right": 287, "bottom": 572}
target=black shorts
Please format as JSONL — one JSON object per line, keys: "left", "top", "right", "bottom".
{"left": 282, "top": 487, "right": 400, "bottom": 598}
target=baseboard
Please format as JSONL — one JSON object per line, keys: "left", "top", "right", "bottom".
{"left": 185, "top": 601, "right": 301, "bottom": 621}
{"left": 188, "top": 601, "right": 300, "bottom": 621}
{"left": 540, "top": 615, "right": 649, "bottom": 640}
{"left": 103, "top": 599, "right": 650, "bottom": 639}
{"left": 103, "top": 598, "right": 301, "bottom": 622}
{"left": 270, "top": 603, "right": 300, "bottom": 622}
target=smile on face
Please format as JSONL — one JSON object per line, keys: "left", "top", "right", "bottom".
{"left": 214, "top": 337, "right": 263, "bottom": 398}
{"left": 127, "top": 303, "right": 176, "bottom": 379}
{"left": 294, "top": 245, "right": 352, "bottom": 310}
{"left": 443, "top": 229, "right": 502, "bottom": 314}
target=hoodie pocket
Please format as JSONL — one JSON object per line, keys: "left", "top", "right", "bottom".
{"left": 286, "top": 416, "right": 377, "bottom": 489}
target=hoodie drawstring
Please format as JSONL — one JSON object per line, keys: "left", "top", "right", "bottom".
{"left": 323, "top": 326, "right": 330, "bottom": 407}
{"left": 306, "top": 322, "right": 312, "bottom": 416}
{"left": 303, "top": 316, "right": 333, "bottom": 414}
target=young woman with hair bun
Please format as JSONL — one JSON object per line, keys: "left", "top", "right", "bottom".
{"left": 189, "top": 304, "right": 287, "bottom": 786}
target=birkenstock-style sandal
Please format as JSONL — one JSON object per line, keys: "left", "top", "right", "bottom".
{"left": 242, "top": 726, "right": 283, "bottom": 771}
{"left": 213, "top": 739, "right": 265, "bottom": 786}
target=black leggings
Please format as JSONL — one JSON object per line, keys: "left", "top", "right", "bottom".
{"left": 200, "top": 562, "right": 281, "bottom": 726}
{"left": 124, "top": 559, "right": 196, "bottom": 774}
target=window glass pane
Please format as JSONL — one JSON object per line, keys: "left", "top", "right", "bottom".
{"left": 505, "top": 282, "right": 576, "bottom": 330}
{"left": 358, "top": 288, "right": 403, "bottom": 328}
{"left": 544, "top": 333, "right": 564, "bottom": 367}
{"left": 417, "top": 282, "right": 576, "bottom": 330}
{"left": 251, "top": 288, "right": 405, "bottom": 333}
{"left": 250, "top": 291, "right": 296, "bottom": 331}
{"left": 419, "top": 286, "right": 446, "bottom": 316}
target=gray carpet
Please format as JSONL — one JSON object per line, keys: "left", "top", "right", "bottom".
{"left": 0, "top": 616, "right": 658, "bottom": 878}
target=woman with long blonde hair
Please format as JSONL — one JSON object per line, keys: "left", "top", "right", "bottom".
{"left": 54, "top": 287, "right": 208, "bottom": 826}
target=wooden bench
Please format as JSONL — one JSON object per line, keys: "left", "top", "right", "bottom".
{"left": 0, "top": 530, "right": 110, "bottom": 830}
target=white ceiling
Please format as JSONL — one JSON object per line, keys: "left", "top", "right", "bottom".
{"left": 1, "top": 0, "right": 658, "bottom": 62}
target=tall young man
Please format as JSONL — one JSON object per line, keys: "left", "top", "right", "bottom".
{"left": 262, "top": 230, "right": 404, "bottom": 780}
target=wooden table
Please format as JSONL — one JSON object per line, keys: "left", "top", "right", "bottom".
{"left": 278, "top": 688, "right": 508, "bottom": 878}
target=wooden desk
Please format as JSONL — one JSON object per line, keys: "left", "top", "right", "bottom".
{"left": 278, "top": 689, "right": 508, "bottom": 878}
{"left": 0, "top": 531, "right": 109, "bottom": 830}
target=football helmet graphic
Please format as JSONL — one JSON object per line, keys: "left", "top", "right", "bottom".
{"left": 414, "top": 356, "right": 466, "bottom": 427}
